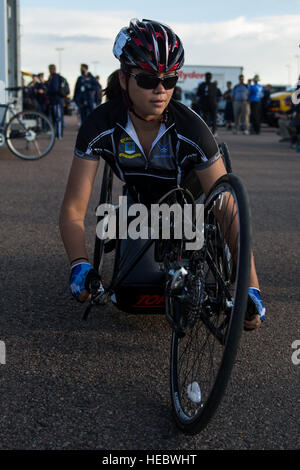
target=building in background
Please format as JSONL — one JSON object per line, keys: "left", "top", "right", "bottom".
{"left": 0, "top": 0, "right": 21, "bottom": 107}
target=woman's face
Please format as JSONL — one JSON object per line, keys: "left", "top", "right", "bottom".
{"left": 119, "top": 68, "right": 175, "bottom": 120}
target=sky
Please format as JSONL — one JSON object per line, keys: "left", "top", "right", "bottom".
{"left": 19, "top": 0, "right": 300, "bottom": 92}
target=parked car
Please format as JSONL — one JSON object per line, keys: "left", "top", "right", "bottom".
{"left": 266, "top": 86, "right": 295, "bottom": 126}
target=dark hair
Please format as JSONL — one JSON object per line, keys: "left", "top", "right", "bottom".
{"left": 81, "top": 63, "right": 88, "bottom": 70}
{"left": 103, "top": 69, "right": 123, "bottom": 102}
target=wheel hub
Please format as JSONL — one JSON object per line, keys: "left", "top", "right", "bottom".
{"left": 0, "top": 133, "right": 5, "bottom": 146}
{"left": 184, "top": 272, "right": 205, "bottom": 327}
{"left": 25, "top": 130, "right": 36, "bottom": 142}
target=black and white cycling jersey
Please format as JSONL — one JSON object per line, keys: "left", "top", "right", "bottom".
{"left": 74, "top": 98, "right": 221, "bottom": 203}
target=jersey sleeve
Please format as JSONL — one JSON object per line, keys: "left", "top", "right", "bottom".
{"left": 74, "top": 120, "right": 100, "bottom": 161}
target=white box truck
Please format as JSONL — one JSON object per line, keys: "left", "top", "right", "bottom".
{"left": 177, "top": 64, "right": 243, "bottom": 107}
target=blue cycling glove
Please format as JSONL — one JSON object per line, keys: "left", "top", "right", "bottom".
{"left": 246, "top": 287, "right": 266, "bottom": 323}
{"left": 69, "top": 262, "right": 99, "bottom": 301}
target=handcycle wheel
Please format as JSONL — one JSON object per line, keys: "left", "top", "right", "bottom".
{"left": 5, "top": 110, "right": 55, "bottom": 160}
{"left": 93, "top": 161, "right": 117, "bottom": 288}
{"left": 169, "top": 173, "right": 251, "bottom": 434}
{"left": 219, "top": 142, "right": 232, "bottom": 173}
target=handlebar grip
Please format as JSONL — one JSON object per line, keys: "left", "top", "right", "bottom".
{"left": 85, "top": 269, "right": 101, "bottom": 294}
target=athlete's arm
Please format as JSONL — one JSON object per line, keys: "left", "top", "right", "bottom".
{"left": 195, "top": 155, "right": 226, "bottom": 195}
{"left": 59, "top": 156, "right": 99, "bottom": 301}
{"left": 196, "top": 158, "right": 264, "bottom": 330}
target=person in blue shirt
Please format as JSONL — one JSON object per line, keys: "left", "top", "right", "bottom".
{"left": 232, "top": 74, "right": 250, "bottom": 135}
{"left": 248, "top": 74, "right": 264, "bottom": 135}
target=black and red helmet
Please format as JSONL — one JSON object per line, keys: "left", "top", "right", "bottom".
{"left": 113, "top": 18, "right": 184, "bottom": 73}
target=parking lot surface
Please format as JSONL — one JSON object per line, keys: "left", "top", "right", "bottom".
{"left": 0, "top": 116, "right": 299, "bottom": 450}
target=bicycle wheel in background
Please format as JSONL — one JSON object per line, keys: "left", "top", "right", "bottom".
{"left": 5, "top": 111, "right": 55, "bottom": 160}
{"left": 169, "top": 173, "right": 251, "bottom": 434}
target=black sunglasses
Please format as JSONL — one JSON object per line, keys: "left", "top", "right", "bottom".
{"left": 129, "top": 72, "right": 178, "bottom": 90}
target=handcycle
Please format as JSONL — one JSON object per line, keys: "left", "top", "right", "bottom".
{"left": 0, "top": 87, "right": 55, "bottom": 160}
{"left": 84, "top": 143, "right": 251, "bottom": 434}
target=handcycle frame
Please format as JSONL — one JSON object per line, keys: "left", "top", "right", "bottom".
{"left": 84, "top": 143, "right": 251, "bottom": 434}
{"left": 84, "top": 180, "right": 200, "bottom": 323}
{"left": 85, "top": 141, "right": 233, "bottom": 319}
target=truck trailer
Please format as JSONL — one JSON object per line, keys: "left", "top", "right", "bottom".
{"left": 177, "top": 64, "right": 243, "bottom": 107}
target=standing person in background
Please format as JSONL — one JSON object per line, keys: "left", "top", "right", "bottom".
{"left": 196, "top": 72, "right": 218, "bottom": 137}
{"left": 232, "top": 74, "right": 250, "bottom": 135}
{"left": 94, "top": 75, "right": 103, "bottom": 107}
{"left": 74, "top": 64, "right": 97, "bottom": 124}
{"left": 223, "top": 81, "right": 234, "bottom": 130}
{"left": 34, "top": 73, "right": 49, "bottom": 115}
{"left": 248, "top": 74, "right": 264, "bottom": 135}
{"left": 261, "top": 83, "right": 271, "bottom": 123}
{"left": 47, "top": 64, "right": 64, "bottom": 139}
{"left": 27, "top": 74, "right": 39, "bottom": 110}
{"left": 173, "top": 85, "right": 182, "bottom": 101}
{"left": 214, "top": 81, "right": 222, "bottom": 104}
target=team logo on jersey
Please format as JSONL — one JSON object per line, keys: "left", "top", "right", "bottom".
{"left": 153, "top": 141, "right": 172, "bottom": 158}
{"left": 158, "top": 142, "right": 169, "bottom": 153}
{"left": 124, "top": 142, "right": 136, "bottom": 154}
{"left": 119, "top": 138, "right": 142, "bottom": 159}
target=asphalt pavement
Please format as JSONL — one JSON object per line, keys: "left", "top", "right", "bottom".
{"left": 0, "top": 115, "right": 299, "bottom": 450}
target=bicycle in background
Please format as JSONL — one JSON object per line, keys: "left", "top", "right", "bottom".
{"left": 0, "top": 87, "right": 55, "bottom": 160}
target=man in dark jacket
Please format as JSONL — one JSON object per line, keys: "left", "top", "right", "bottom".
{"left": 34, "top": 73, "right": 49, "bottom": 115}
{"left": 47, "top": 64, "right": 64, "bottom": 139}
{"left": 196, "top": 72, "right": 217, "bottom": 136}
{"left": 74, "top": 64, "right": 97, "bottom": 124}
{"left": 94, "top": 75, "right": 103, "bottom": 107}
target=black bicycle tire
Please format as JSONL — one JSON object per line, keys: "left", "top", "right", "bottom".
{"left": 169, "top": 173, "right": 251, "bottom": 434}
{"left": 5, "top": 110, "right": 55, "bottom": 160}
{"left": 219, "top": 142, "right": 232, "bottom": 173}
{"left": 93, "top": 162, "right": 113, "bottom": 274}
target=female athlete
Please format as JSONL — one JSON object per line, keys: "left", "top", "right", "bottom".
{"left": 59, "top": 18, "right": 265, "bottom": 330}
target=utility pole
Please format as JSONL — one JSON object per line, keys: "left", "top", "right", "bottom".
{"left": 92, "top": 60, "right": 100, "bottom": 76}
{"left": 55, "top": 47, "right": 64, "bottom": 74}
{"left": 285, "top": 64, "right": 291, "bottom": 86}
{"left": 295, "top": 55, "right": 300, "bottom": 81}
